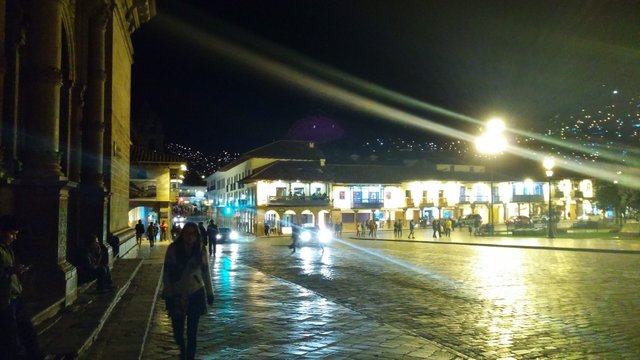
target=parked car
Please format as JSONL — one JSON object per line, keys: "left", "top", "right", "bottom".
{"left": 216, "top": 227, "right": 239, "bottom": 243}
{"left": 506, "top": 215, "right": 530, "bottom": 226}
{"left": 530, "top": 215, "right": 549, "bottom": 224}
{"left": 459, "top": 214, "right": 482, "bottom": 227}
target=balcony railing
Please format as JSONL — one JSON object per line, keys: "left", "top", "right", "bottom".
{"left": 352, "top": 199, "right": 384, "bottom": 209}
{"left": 512, "top": 194, "right": 544, "bottom": 203}
{"left": 267, "top": 195, "right": 330, "bottom": 206}
{"left": 458, "top": 195, "right": 502, "bottom": 204}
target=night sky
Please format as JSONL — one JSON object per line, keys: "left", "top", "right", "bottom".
{"left": 131, "top": 0, "right": 640, "bottom": 154}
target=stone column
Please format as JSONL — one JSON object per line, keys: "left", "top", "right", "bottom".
{"left": 2, "top": 0, "right": 26, "bottom": 176}
{"left": 15, "top": 0, "right": 77, "bottom": 307}
{"left": 79, "top": 4, "right": 111, "bottom": 247}
{"left": 82, "top": 4, "right": 110, "bottom": 187}
{"left": 21, "top": 0, "right": 65, "bottom": 178}
{"left": 69, "top": 83, "right": 85, "bottom": 183}
{"left": 0, "top": 0, "right": 6, "bottom": 176}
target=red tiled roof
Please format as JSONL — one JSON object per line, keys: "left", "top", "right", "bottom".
{"left": 130, "top": 146, "right": 185, "bottom": 164}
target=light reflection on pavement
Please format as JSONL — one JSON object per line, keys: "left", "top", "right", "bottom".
{"left": 144, "top": 233, "right": 640, "bottom": 359}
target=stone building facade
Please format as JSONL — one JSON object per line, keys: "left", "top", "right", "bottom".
{"left": 0, "top": 0, "right": 155, "bottom": 315}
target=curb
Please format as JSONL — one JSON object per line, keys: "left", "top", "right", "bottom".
{"left": 347, "top": 237, "right": 640, "bottom": 254}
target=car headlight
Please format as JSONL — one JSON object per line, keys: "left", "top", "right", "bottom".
{"left": 230, "top": 231, "right": 239, "bottom": 240}
{"left": 216, "top": 234, "right": 221, "bottom": 240}
{"left": 318, "top": 229, "right": 332, "bottom": 243}
{"left": 318, "top": 229, "right": 333, "bottom": 242}
{"left": 300, "top": 231, "right": 311, "bottom": 242}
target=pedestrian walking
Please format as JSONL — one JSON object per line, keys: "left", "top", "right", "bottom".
{"left": 473, "top": 218, "right": 481, "bottom": 236}
{"left": 135, "top": 219, "right": 145, "bottom": 246}
{"left": 432, "top": 220, "right": 439, "bottom": 239}
{"left": 206, "top": 220, "right": 218, "bottom": 258}
{"left": 0, "top": 215, "right": 45, "bottom": 360}
{"left": 356, "top": 222, "right": 361, "bottom": 237}
{"left": 147, "top": 222, "right": 158, "bottom": 247}
{"left": 445, "top": 218, "right": 452, "bottom": 238}
{"left": 162, "top": 222, "right": 214, "bottom": 360}
{"left": 289, "top": 223, "right": 300, "bottom": 253}
{"left": 393, "top": 221, "right": 398, "bottom": 238}
{"left": 408, "top": 219, "right": 415, "bottom": 239}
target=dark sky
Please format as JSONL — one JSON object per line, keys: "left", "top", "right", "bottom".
{"left": 131, "top": 0, "right": 640, "bottom": 154}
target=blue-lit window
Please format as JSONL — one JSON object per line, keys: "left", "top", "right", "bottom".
{"left": 534, "top": 184, "right": 543, "bottom": 195}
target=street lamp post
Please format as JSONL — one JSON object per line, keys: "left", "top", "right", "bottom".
{"left": 543, "top": 157, "right": 555, "bottom": 239}
{"left": 475, "top": 118, "right": 507, "bottom": 236}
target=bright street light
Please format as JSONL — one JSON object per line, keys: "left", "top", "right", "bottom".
{"left": 475, "top": 118, "right": 507, "bottom": 235}
{"left": 475, "top": 118, "right": 507, "bottom": 155}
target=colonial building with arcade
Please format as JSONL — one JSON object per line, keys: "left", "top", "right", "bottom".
{"left": 206, "top": 141, "right": 596, "bottom": 235}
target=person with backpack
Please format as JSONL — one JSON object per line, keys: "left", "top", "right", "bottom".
{"left": 147, "top": 222, "right": 158, "bottom": 247}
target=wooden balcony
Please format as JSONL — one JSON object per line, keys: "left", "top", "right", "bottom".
{"left": 267, "top": 195, "right": 330, "bottom": 206}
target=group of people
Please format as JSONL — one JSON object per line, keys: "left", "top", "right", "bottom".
{"left": 431, "top": 218, "right": 454, "bottom": 238}
{"left": 135, "top": 220, "right": 171, "bottom": 247}
{"left": 355, "top": 219, "right": 379, "bottom": 238}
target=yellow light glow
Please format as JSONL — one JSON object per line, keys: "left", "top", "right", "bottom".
{"left": 486, "top": 118, "right": 505, "bottom": 133}
{"left": 543, "top": 157, "right": 555, "bottom": 170}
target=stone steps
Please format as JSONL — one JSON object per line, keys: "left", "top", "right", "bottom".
{"left": 37, "top": 258, "right": 144, "bottom": 358}
{"left": 81, "top": 260, "right": 164, "bottom": 360}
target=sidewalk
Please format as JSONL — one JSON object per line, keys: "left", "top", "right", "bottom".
{"left": 345, "top": 229, "right": 640, "bottom": 253}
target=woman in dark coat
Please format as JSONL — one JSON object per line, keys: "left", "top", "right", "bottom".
{"left": 163, "top": 222, "right": 214, "bottom": 360}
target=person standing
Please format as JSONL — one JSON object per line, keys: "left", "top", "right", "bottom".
{"left": 408, "top": 219, "right": 416, "bottom": 239}
{"left": 160, "top": 221, "right": 169, "bottom": 242}
{"left": 445, "top": 218, "right": 452, "bottom": 238}
{"left": 206, "top": 221, "right": 218, "bottom": 258}
{"left": 0, "top": 215, "right": 45, "bottom": 359}
{"left": 163, "top": 222, "right": 214, "bottom": 360}
{"left": 135, "top": 220, "right": 145, "bottom": 246}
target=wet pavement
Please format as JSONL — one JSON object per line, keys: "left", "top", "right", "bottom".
{"left": 143, "top": 231, "right": 640, "bottom": 359}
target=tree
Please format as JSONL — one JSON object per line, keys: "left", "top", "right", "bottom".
{"left": 595, "top": 181, "right": 623, "bottom": 225}
{"left": 595, "top": 181, "right": 640, "bottom": 225}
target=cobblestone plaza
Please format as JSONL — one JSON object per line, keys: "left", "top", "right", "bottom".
{"left": 141, "top": 231, "right": 640, "bottom": 359}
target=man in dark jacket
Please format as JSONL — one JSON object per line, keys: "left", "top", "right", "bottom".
{"left": 0, "top": 215, "right": 44, "bottom": 359}
{"left": 135, "top": 220, "right": 145, "bottom": 246}
{"left": 206, "top": 220, "right": 218, "bottom": 257}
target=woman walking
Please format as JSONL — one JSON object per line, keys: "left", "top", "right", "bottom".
{"left": 163, "top": 222, "right": 214, "bottom": 360}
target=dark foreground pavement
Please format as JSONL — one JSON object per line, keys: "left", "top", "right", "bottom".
{"left": 81, "top": 230, "right": 640, "bottom": 359}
